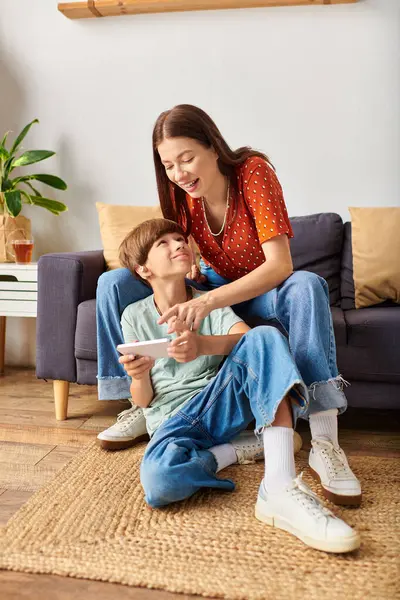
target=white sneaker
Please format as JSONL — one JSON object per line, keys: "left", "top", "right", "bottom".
{"left": 230, "top": 430, "right": 303, "bottom": 465}
{"left": 231, "top": 431, "right": 264, "bottom": 464}
{"left": 97, "top": 405, "right": 149, "bottom": 450}
{"left": 255, "top": 474, "right": 360, "bottom": 553}
{"left": 309, "top": 438, "right": 362, "bottom": 506}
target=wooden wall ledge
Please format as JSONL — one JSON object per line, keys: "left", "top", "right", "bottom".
{"left": 58, "top": 0, "right": 359, "bottom": 20}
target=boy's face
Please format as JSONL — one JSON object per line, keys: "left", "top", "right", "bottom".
{"left": 138, "top": 232, "right": 192, "bottom": 283}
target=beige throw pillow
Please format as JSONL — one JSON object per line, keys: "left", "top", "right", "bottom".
{"left": 349, "top": 207, "right": 400, "bottom": 309}
{"left": 96, "top": 203, "right": 162, "bottom": 270}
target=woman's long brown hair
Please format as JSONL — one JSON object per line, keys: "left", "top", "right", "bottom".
{"left": 152, "top": 104, "right": 273, "bottom": 237}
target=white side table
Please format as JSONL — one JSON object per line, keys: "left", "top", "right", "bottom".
{"left": 0, "top": 262, "right": 38, "bottom": 375}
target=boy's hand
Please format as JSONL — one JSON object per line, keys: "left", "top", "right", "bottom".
{"left": 167, "top": 330, "right": 201, "bottom": 363}
{"left": 119, "top": 353, "right": 155, "bottom": 380}
{"left": 166, "top": 316, "right": 191, "bottom": 336}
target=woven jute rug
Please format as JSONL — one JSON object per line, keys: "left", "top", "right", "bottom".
{"left": 0, "top": 442, "right": 398, "bottom": 600}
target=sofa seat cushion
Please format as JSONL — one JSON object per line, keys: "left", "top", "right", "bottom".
{"left": 337, "top": 307, "right": 400, "bottom": 383}
{"left": 345, "top": 307, "right": 400, "bottom": 347}
{"left": 75, "top": 299, "right": 97, "bottom": 361}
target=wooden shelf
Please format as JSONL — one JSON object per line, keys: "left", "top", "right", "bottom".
{"left": 58, "top": 0, "right": 359, "bottom": 20}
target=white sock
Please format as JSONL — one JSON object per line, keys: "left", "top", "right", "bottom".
{"left": 263, "top": 427, "right": 296, "bottom": 494}
{"left": 309, "top": 408, "right": 339, "bottom": 446}
{"left": 209, "top": 443, "right": 238, "bottom": 473}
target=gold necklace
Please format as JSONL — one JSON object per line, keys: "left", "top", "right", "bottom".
{"left": 202, "top": 182, "right": 230, "bottom": 237}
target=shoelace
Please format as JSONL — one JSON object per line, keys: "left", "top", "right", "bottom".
{"left": 237, "top": 443, "right": 263, "bottom": 462}
{"left": 290, "top": 473, "right": 333, "bottom": 520}
{"left": 233, "top": 437, "right": 263, "bottom": 463}
{"left": 314, "top": 440, "right": 352, "bottom": 479}
{"left": 116, "top": 406, "right": 141, "bottom": 424}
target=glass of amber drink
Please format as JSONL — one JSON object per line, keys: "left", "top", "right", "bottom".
{"left": 12, "top": 240, "right": 34, "bottom": 264}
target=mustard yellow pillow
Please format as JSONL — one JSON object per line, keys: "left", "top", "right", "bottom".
{"left": 96, "top": 203, "right": 162, "bottom": 269}
{"left": 349, "top": 207, "right": 400, "bottom": 309}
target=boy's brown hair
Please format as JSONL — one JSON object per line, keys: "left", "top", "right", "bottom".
{"left": 119, "top": 218, "right": 187, "bottom": 286}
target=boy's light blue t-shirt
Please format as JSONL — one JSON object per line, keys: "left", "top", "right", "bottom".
{"left": 120, "top": 288, "right": 243, "bottom": 437}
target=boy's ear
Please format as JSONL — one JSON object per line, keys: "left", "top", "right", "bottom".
{"left": 135, "top": 265, "right": 151, "bottom": 279}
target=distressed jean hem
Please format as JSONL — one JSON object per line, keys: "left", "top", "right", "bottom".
{"left": 306, "top": 375, "right": 349, "bottom": 417}
{"left": 97, "top": 376, "right": 131, "bottom": 401}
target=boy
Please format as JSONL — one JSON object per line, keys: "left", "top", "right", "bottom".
{"left": 99, "top": 218, "right": 360, "bottom": 553}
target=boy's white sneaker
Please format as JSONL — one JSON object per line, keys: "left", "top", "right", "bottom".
{"left": 309, "top": 438, "right": 362, "bottom": 506}
{"left": 255, "top": 474, "right": 360, "bottom": 553}
{"left": 231, "top": 430, "right": 303, "bottom": 465}
{"left": 231, "top": 431, "right": 264, "bottom": 464}
{"left": 97, "top": 405, "right": 149, "bottom": 450}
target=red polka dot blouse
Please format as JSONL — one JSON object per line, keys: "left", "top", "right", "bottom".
{"left": 186, "top": 157, "right": 294, "bottom": 281}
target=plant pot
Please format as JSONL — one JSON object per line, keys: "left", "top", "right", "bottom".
{"left": 0, "top": 214, "right": 32, "bottom": 263}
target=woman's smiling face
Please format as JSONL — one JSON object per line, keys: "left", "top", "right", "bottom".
{"left": 157, "top": 137, "right": 221, "bottom": 199}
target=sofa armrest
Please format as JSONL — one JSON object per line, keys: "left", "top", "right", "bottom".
{"left": 36, "top": 250, "right": 106, "bottom": 382}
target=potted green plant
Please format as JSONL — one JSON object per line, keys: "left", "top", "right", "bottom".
{"left": 0, "top": 119, "right": 68, "bottom": 262}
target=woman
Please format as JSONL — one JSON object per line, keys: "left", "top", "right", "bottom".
{"left": 97, "top": 104, "right": 361, "bottom": 507}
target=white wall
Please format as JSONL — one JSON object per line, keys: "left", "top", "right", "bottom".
{"left": 0, "top": 0, "right": 399, "bottom": 366}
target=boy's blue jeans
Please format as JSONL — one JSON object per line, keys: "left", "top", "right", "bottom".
{"left": 141, "top": 326, "right": 343, "bottom": 508}
{"left": 96, "top": 263, "right": 348, "bottom": 415}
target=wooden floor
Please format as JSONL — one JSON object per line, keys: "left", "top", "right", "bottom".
{"left": 0, "top": 367, "right": 399, "bottom": 600}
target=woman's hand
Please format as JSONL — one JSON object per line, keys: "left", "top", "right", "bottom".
{"left": 186, "top": 264, "right": 207, "bottom": 284}
{"left": 118, "top": 352, "right": 155, "bottom": 380}
{"left": 167, "top": 330, "right": 201, "bottom": 363}
{"left": 158, "top": 294, "right": 213, "bottom": 332}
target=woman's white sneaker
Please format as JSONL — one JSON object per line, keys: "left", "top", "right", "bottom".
{"left": 97, "top": 405, "right": 149, "bottom": 450}
{"left": 309, "top": 438, "right": 362, "bottom": 506}
{"left": 255, "top": 474, "right": 360, "bottom": 553}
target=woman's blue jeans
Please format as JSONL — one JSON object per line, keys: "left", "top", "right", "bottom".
{"left": 96, "top": 263, "right": 348, "bottom": 415}
{"left": 141, "top": 326, "right": 309, "bottom": 508}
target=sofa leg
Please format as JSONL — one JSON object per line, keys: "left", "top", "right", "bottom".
{"left": 53, "top": 380, "right": 69, "bottom": 420}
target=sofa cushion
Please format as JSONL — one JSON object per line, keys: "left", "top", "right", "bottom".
{"left": 75, "top": 299, "right": 97, "bottom": 361}
{"left": 345, "top": 306, "right": 400, "bottom": 348}
{"left": 340, "top": 223, "right": 397, "bottom": 311}
{"left": 289, "top": 213, "right": 343, "bottom": 306}
{"left": 97, "top": 203, "right": 163, "bottom": 270}
{"left": 337, "top": 307, "right": 400, "bottom": 383}
{"left": 349, "top": 206, "right": 400, "bottom": 309}
{"left": 343, "top": 381, "right": 400, "bottom": 410}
